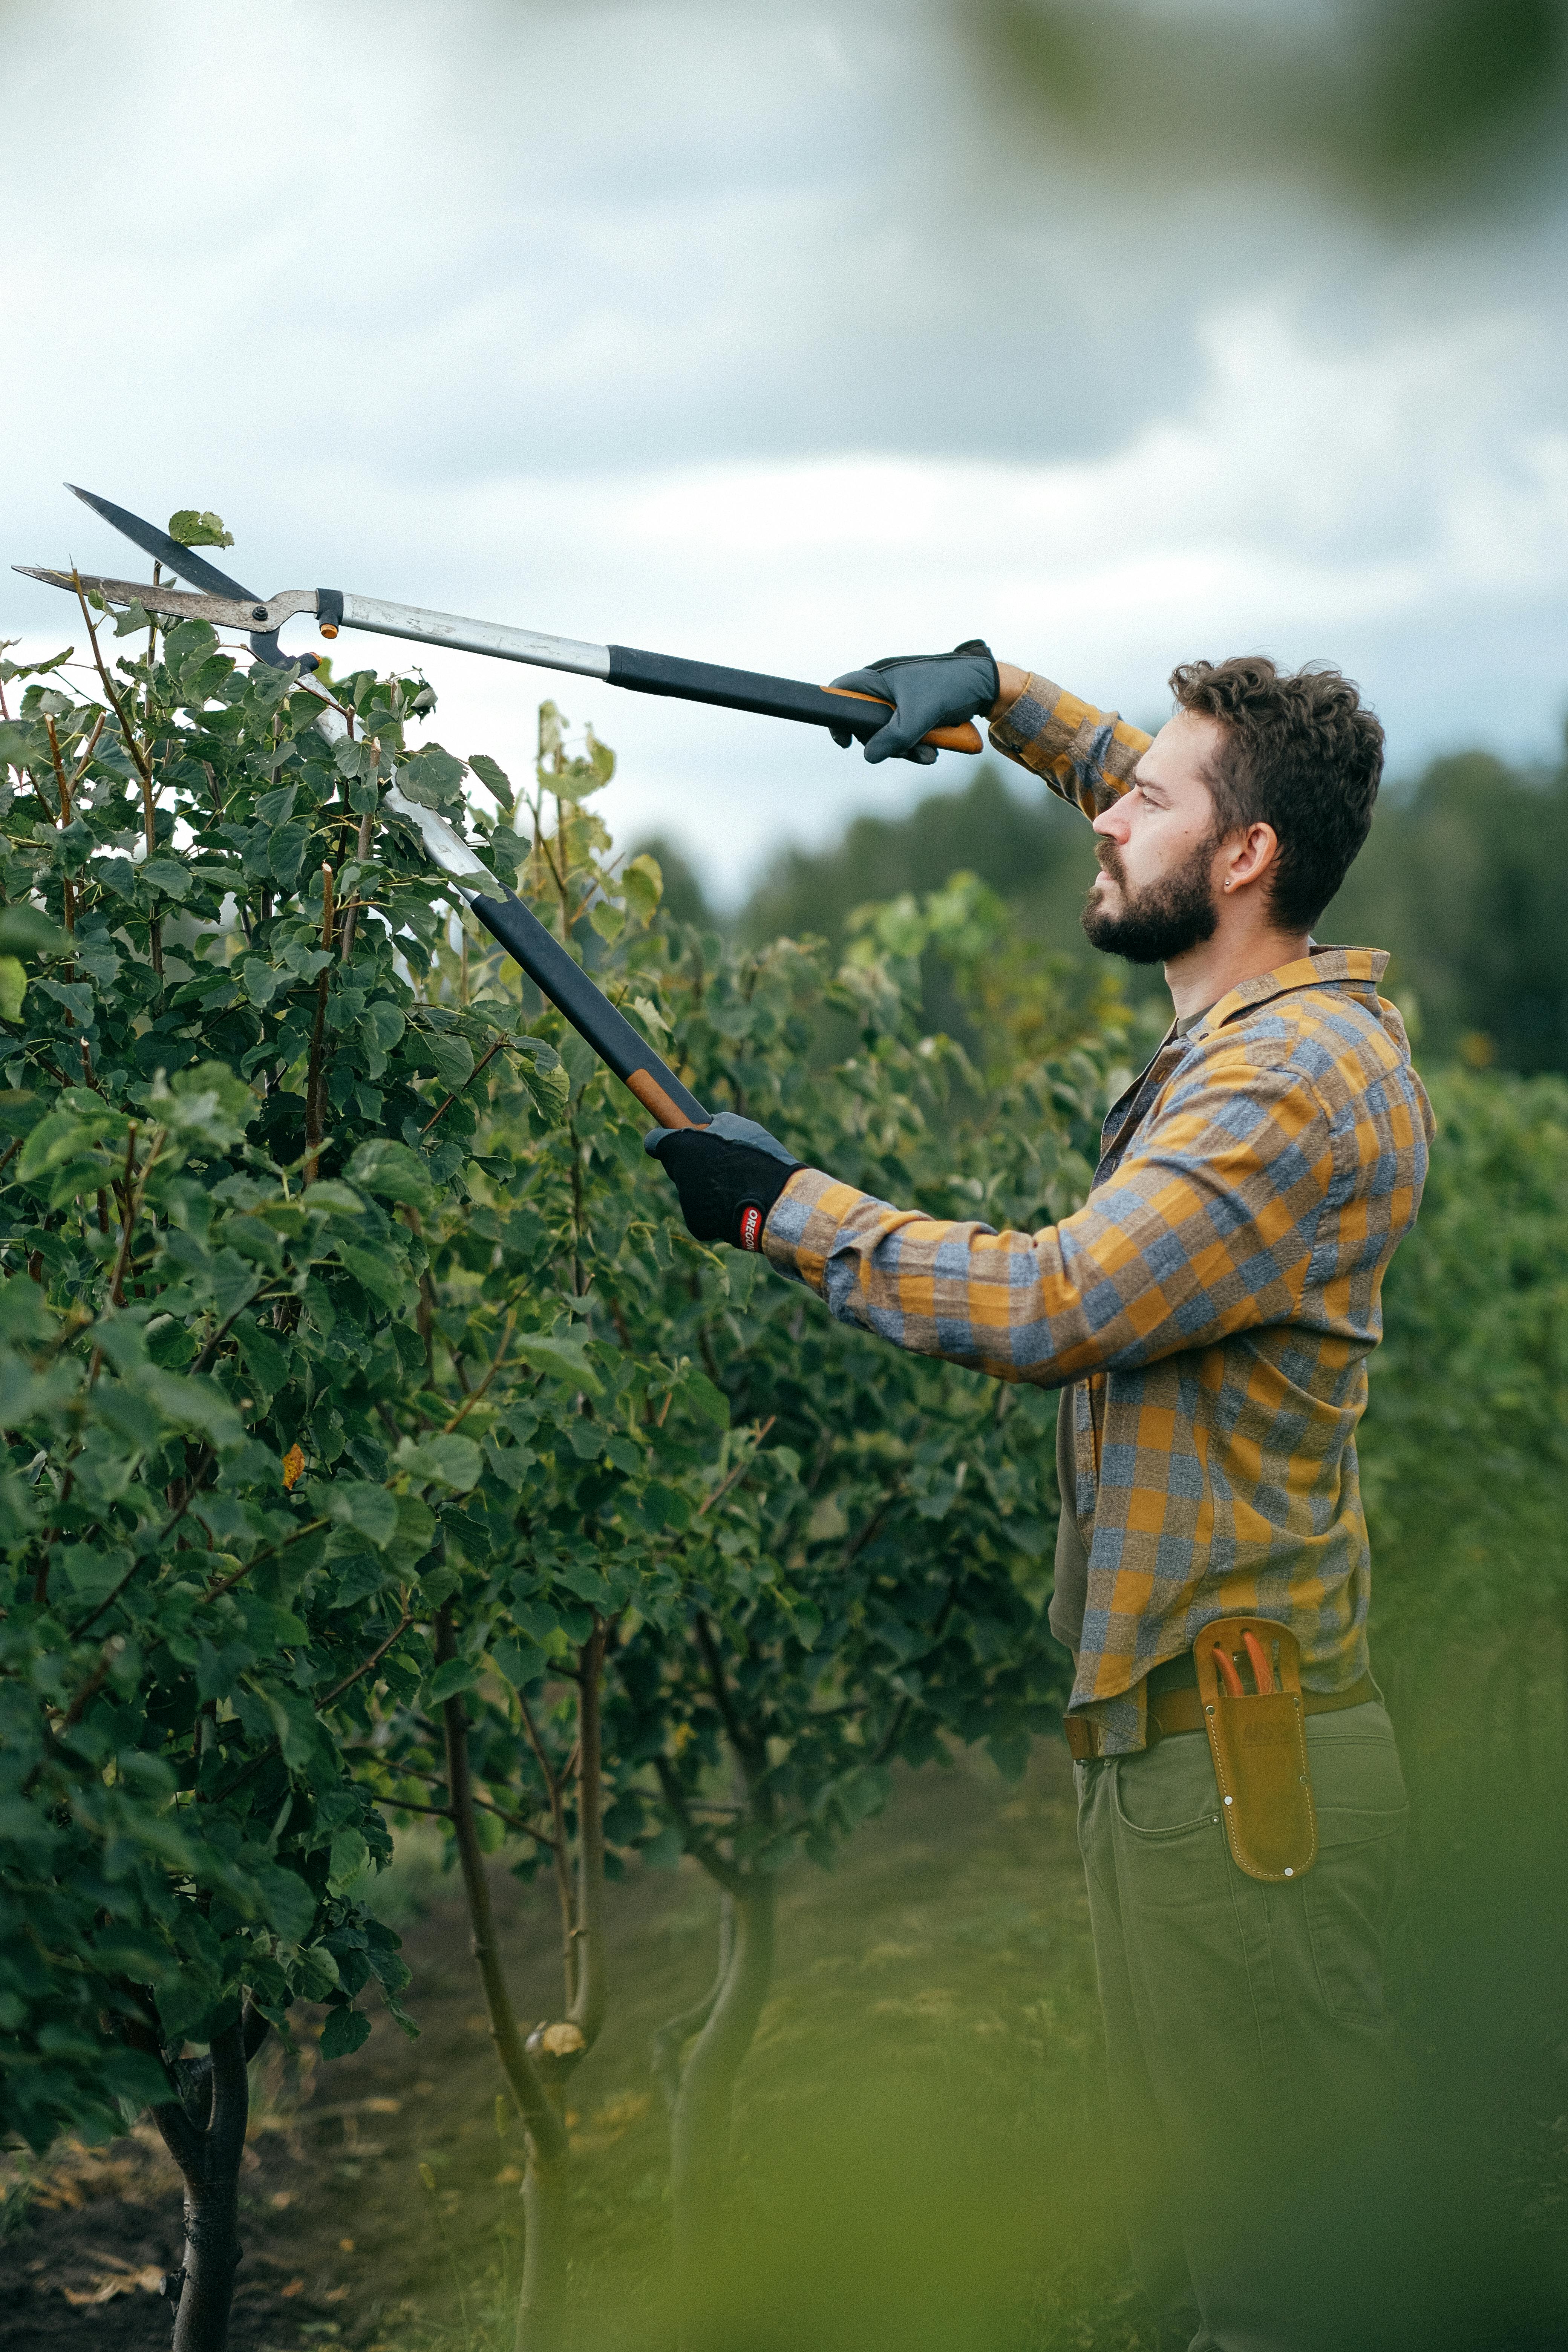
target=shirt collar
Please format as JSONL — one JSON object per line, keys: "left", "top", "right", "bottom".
{"left": 1190, "top": 946, "right": 1389, "bottom": 1039}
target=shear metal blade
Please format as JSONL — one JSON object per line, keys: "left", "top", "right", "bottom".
{"left": 65, "top": 484, "right": 260, "bottom": 602}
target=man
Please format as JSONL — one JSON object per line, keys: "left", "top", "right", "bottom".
{"left": 647, "top": 646, "right": 1433, "bottom": 2351}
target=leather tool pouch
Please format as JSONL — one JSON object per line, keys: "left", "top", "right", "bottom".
{"left": 1193, "top": 1619, "right": 1317, "bottom": 1882}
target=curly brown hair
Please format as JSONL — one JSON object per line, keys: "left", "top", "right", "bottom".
{"left": 1168, "top": 656, "right": 1383, "bottom": 932}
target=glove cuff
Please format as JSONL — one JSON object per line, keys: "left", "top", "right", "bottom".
{"left": 952, "top": 639, "right": 1000, "bottom": 699}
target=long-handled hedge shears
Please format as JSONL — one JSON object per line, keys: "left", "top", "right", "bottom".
{"left": 17, "top": 487, "right": 715, "bottom": 1132}
{"left": 20, "top": 485, "right": 982, "bottom": 756}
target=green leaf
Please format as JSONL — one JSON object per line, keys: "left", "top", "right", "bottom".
{"left": 331, "top": 1482, "right": 400, "bottom": 1551}
{"left": 558, "top": 1030, "right": 597, "bottom": 1102}
{"left": 468, "top": 753, "right": 514, "bottom": 811}
{"left": 0, "top": 957, "right": 26, "bottom": 1023}
{"left": 233, "top": 1319, "right": 286, "bottom": 1398}
{"left": 398, "top": 1432, "right": 482, "bottom": 1491}
{"left": 680, "top": 1367, "right": 730, "bottom": 1430}
{"left": 392, "top": 1493, "right": 438, "bottom": 1556}
{"left": 328, "top": 1827, "right": 370, "bottom": 1894}
{"left": 256, "top": 1864, "right": 317, "bottom": 1945}
{"left": 161, "top": 619, "right": 218, "bottom": 668}
{"left": 427, "top": 1655, "right": 484, "bottom": 1703}
{"left": 623, "top": 853, "right": 663, "bottom": 926}
{"left": 426, "top": 1032, "right": 474, "bottom": 1095}
{"left": 298, "top": 1179, "right": 365, "bottom": 1216}
{"left": 140, "top": 855, "right": 191, "bottom": 899}
{"left": 289, "top": 1943, "right": 340, "bottom": 2000}
{"left": 254, "top": 784, "right": 298, "bottom": 827}
{"left": 490, "top": 1636, "right": 547, "bottom": 1689}
{"left": 512, "top": 1331, "right": 602, "bottom": 1395}
{"left": 139, "top": 1369, "right": 245, "bottom": 1448}
{"left": 346, "top": 1138, "right": 433, "bottom": 1205}
{"left": 514, "top": 1040, "right": 568, "bottom": 1126}
{"left": 537, "top": 720, "right": 615, "bottom": 803}
{"left": 366, "top": 1001, "right": 405, "bottom": 1053}
{"left": 338, "top": 1243, "right": 409, "bottom": 1310}
{"left": 239, "top": 956, "right": 283, "bottom": 1009}
{"left": 165, "top": 1061, "right": 255, "bottom": 1141}
{"left": 168, "top": 508, "right": 235, "bottom": 549}
{"left": 320, "top": 2004, "right": 372, "bottom": 2061}
{"left": 19, "top": 1110, "right": 119, "bottom": 1185}
{"left": 397, "top": 744, "right": 466, "bottom": 810}
{"left": 0, "top": 905, "right": 67, "bottom": 959}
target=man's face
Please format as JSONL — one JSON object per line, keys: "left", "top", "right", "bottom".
{"left": 1081, "top": 710, "right": 1226, "bottom": 965}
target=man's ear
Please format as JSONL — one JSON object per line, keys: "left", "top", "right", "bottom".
{"left": 1220, "top": 821, "right": 1280, "bottom": 895}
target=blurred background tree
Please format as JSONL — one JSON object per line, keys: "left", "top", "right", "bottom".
{"left": 640, "top": 721, "right": 1568, "bottom": 1080}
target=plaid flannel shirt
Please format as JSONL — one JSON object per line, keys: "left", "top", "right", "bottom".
{"left": 763, "top": 674, "right": 1435, "bottom": 1752}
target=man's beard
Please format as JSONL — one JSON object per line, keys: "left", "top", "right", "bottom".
{"left": 1081, "top": 834, "right": 1220, "bottom": 965}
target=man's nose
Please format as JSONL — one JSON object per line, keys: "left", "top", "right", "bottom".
{"left": 1092, "top": 803, "right": 1131, "bottom": 842}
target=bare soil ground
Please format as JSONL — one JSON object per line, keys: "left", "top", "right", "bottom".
{"left": 1, "top": 1740, "right": 1155, "bottom": 2352}
{"left": 7, "top": 1720, "right": 1563, "bottom": 2352}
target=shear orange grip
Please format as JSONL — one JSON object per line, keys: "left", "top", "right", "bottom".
{"left": 1242, "top": 1629, "right": 1276, "bottom": 1694}
{"left": 821, "top": 685, "right": 984, "bottom": 754}
{"left": 1214, "top": 1644, "right": 1246, "bottom": 1698}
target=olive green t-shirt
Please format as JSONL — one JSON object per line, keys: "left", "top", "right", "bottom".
{"left": 1049, "top": 1010, "right": 1207, "bottom": 1657}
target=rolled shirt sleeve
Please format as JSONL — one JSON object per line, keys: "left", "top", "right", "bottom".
{"left": 986, "top": 671, "right": 1153, "bottom": 820}
{"left": 763, "top": 1054, "right": 1336, "bottom": 1392}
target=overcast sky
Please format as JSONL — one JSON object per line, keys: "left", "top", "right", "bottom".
{"left": 5, "top": 0, "right": 1567, "bottom": 897}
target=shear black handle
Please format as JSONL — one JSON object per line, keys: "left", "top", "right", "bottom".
{"left": 605, "top": 645, "right": 982, "bottom": 755}
{"left": 466, "top": 888, "right": 710, "bottom": 1131}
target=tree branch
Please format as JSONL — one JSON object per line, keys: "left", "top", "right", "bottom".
{"left": 568, "top": 1617, "right": 608, "bottom": 2045}
{"left": 437, "top": 1606, "right": 568, "bottom": 2164}
{"left": 317, "top": 1612, "right": 413, "bottom": 1710}
{"left": 70, "top": 574, "right": 162, "bottom": 977}
{"left": 519, "top": 1687, "right": 577, "bottom": 2003}
{"left": 420, "top": 1034, "right": 506, "bottom": 1137}
{"left": 653, "top": 1753, "right": 742, "bottom": 1896}
{"left": 303, "top": 865, "right": 334, "bottom": 1186}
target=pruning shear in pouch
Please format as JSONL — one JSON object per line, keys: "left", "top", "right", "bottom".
{"left": 18, "top": 487, "right": 739, "bottom": 1133}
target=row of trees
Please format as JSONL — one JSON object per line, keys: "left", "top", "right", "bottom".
{"left": 0, "top": 580, "right": 1133, "bottom": 2351}
{"left": 723, "top": 736, "right": 1568, "bottom": 1078}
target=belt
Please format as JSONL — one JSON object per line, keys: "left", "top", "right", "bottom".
{"left": 1063, "top": 1669, "right": 1379, "bottom": 1762}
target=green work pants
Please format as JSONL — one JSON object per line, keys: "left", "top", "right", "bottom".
{"left": 1076, "top": 1703, "right": 1410, "bottom": 2352}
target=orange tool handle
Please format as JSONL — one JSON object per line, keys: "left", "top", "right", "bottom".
{"left": 1241, "top": 1630, "right": 1277, "bottom": 1695}
{"left": 823, "top": 684, "right": 984, "bottom": 754}
{"left": 624, "top": 1067, "right": 706, "bottom": 1131}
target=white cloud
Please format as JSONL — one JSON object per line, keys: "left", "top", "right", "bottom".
{"left": 3, "top": 0, "right": 1566, "bottom": 898}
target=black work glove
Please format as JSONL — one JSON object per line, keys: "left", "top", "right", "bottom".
{"left": 828, "top": 639, "right": 999, "bottom": 766}
{"left": 643, "top": 1110, "right": 803, "bottom": 1252}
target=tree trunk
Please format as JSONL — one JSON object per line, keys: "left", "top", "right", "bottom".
{"left": 519, "top": 2142, "right": 570, "bottom": 2352}
{"left": 668, "top": 1875, "right": 775, "bottom": 2351}
{"left": 652, "top": 1894, "right": 734, "bottom": 2115}
{"left": 436, "top": 1607, "right": 572, "bottom": 2352}
{"left": 149, "top": 2012, "right": 263, "bottom": 2352}
{"left": 567, "top": 1620, "right": 608, "bottom": 2047}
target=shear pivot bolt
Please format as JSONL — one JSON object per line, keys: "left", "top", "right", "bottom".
{"left": 251, "top": 605, "right": 268, "bottom": 621}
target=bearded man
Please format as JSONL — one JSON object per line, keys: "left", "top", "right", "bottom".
{"left": 646, "top": 648, "right": 1433, "bottom": 2352}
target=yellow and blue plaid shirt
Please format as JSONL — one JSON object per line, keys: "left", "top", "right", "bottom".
{"left": 763, "top": 674, "right": 1435, "bottom": 1752}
